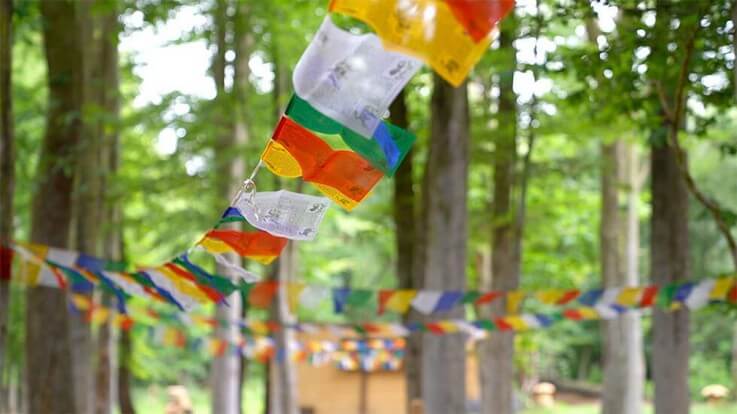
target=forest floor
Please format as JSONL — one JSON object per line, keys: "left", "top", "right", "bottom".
{"left": 132, "top": 385, "right": 737, "bottom": 414}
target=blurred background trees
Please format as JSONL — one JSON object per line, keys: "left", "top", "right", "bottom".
{"left": 1, "top": 0, "right": 737, "bottom": 413}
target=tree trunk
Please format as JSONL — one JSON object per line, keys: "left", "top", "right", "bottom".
{"left": 650, "top": 140, "right": 690, "bottom": 414}
{"left": 390, "top": 91, "right": 422, "bottom": 413}
{"left": 479, "top": 14, "right": 519, "bottom": 414}
{"left": 600, "top": 141, "right": 644, "bottom": 414}
{"left": 94, "top": 5, "right": 121, "bottom": 414}
{"left": 118, "top": 327, "right": 135, "bottom": 414}
{"left": 419, "top": 74, "right": 469, "bottom": 414}
{"left": 210, "top": 0, "right": 245, "bottom": 412}
{"left": 70, "top": 1, "right": 106, "bottom": 411}
{"left": 269, "top": 241, "right": 298, "bottom": 414}
{"left": 649, "top": 2, "right": 691, "bottom": 412}
{"left": 26, "top": 1, "right": 84, "bottom": 412}
{"left": 0, "top": 1, "right": 14, "bottom": 411}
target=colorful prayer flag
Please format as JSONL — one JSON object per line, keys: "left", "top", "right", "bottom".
{"left": 329, "top": 0, "right": 493, "bottom": 86}
{"left": 286, "top": 94, "right": 415, "bottom": 175}
{"left": 293, "top": 16, "right": 420, "bottom": 139}
{"left": 233, "top": 190, "right": 330, "bottom": 241}
{"left": 199, "top": 229, "right": 287, "bottom": 264}
{"left": 445, "top": 0, "right": 515, "bottom": 43}
{"left": 261, "top": 116, "right": 384, "bottom": 210}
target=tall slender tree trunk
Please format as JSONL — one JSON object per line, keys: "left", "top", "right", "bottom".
{"left": 479, "top": 14, "right": 519, "bottom": 414}
{"left": 650, "top": 3, "right": 691, "bottom": 412}
{"left": 26, "top": 1, "right": 84, "bottom": 412}
{"left": 94, "top": 6, "right": 121, "bottom": 414}
{"left": 269, "top": 241, "right": 298, "bottom": 414}
{"left": 650, "top": 140, "right": 690, "bottom": 414}
{"left": 210, "top": 0, "right": 244, "bottom": 412}
{"left": 0, "top": 1, "right": 14, "bottom": 411}
{"left": 233, "top": 1, "right": 253, "bottom": 408}
{"left": 419, "top": 74, "right": 469, "bottom": 414}
{"left": 117, "top": 323, "right": 135, "bottom": 414}
{"left": 390, "top": 91, "right": 422, "bottom": 413}
{"left": 600, "top": 141, "right": 644, "bottom": 414}
{"left": 70, "top": 2, "right": 104, "bottom": 412}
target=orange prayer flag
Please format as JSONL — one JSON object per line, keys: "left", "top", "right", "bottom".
{"left": 262, "top": 116, "right": 384, "bottom": 210}
{"left": 200, "top": 229, "right": 287, "bottom": 264}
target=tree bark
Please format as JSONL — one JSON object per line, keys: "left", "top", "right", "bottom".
{"left": 650, "top": 141, "right": 690, "bottom": 414}
{"left": 389, "top": 90, "right": 422, "bottom": 413}
{"left": 94, "top": 5, "right": 121, "bottom": 414}
{"left": 26, "top": 1, "right": 84, "bottom": 412}
{"left": 118, "top": 327, "right": 136, "bottom": 414}
{"left": 69, "top": 1, "right": 104, "bottom": 411}
{"left": 210, "top": 0, "right": 245, "bottom": 412}
{"left": 649, "top": 3, "right": 692, "bottom": 413}
{"left": 419, "top": 74, "right": 469, "bottom": 414}
{"left": 479, "top": 14, "right": 519, "bottom": 414}
{"left": 600, "top": 141, "right": 644, "bottom": 414}
{"left": 269, "top": 241, "right": 298, "bottom": 414}
{"left": 0, "top": 0, "right": 14, "bottom": 411}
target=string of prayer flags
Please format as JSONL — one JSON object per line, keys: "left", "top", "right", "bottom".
{"left": 329, "top": 0, "right": 497, "bottom": 86}
{"left": 444, "top": 0, "right": 516, "bottom": 43}
{"left": 232, "top": 190, "right": 330, "bottom": 241}
{"left": 261, "top": 116, "right": 384, "bottom": 210}
{"left": 198, "top": 229, "right": 287, "bottom": 264}
{"left": 286, "top": 94, "right": 416, "bottom": 176}
{"left": 293, "top": 16, "right": 421, "bottom": 141}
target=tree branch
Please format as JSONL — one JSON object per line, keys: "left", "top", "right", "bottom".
{"left": 666, "top": 13, "right": 737, "bottom": 269}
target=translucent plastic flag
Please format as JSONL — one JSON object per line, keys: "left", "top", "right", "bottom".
{"left": 233, "top": 190, "right": 330, "bottom": 241}
{"left": 329, "top": 0, "right": 493, "bottom": 86}
{"left": 294, "top": 16, "right": 421, "bottom": 139}
{"left": 286, "top": 94, "right": 416, "bottom": 175}
{"left": 261, "top": 116, "right": 384, "bottom": 210}
{"left": 445, "top": 0, "right": 515, "bottom": 43}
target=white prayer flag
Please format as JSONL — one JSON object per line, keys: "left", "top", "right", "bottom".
{"left": 235, "top": 190, "right": 330, "bottom": 241}
{"left": 594, "top": 288, "right": 622, "bottom": 320}
{"left": 411, "top": 291, "right": 443, "bottom": 314}
{"left": 685, "top": 279, "right": 715, "bottom": 310}
{"left": 293, "top": 16, "right": 421, "bottom": 138}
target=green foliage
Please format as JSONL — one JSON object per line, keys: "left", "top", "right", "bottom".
{"left": 7, "top": 0, "right": 737, "bottom": 409}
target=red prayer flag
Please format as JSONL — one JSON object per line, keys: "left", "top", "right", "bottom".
{"left": 445, "top": 0, "right": 516, "bottom": 42}
{"left": 263, "top": 116, "right": 384, "bottom": 208}
{"left": 377, "top": 290, "right": 394, "bottom": 315}
{"left": 249, "top": 281, "right": 279, "bottom": 309}
{"left": 555, "top": 289, "right": 580, "bottom": 305}
{"left": 639, "top": 285, "right": 659, "bottom": 308}
{"left": 475, "top": 291, "right": 503, "bottom": 305}
{"left": 494, "top": 318, "right": 514, "bottom": 331}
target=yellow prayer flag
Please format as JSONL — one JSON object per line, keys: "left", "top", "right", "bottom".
{"left": 385, "top": 290, "right": 417, "bottom": 313}
{"left": 248, "top": 321, "right": 270, "bottom": 336}
{"left": 329, "top": 0, "right": 491, "bottom": 86}
{"left": 157, "top": 266, "right": 211, "bottom": 304}
{"left": 506, "top": 290, "right": 524, "bottom": 314}
{"left": 710, "top": 277, "right": 734, "bottom": 300}
{"left": 71, "top": 293, "right": 92, "bottom": 311}
{"left": 437, "top": 321, "right": 459, "bottom": 333}
{"left": 578, "top": 307, "right": 600, "bottom": 320}
{"left": 616, "top": 287, "right": 643, "bottom": 307}
{"left": 503, "top": 315, "right": 529, "bottom": 331}
{"left": 535, "top": 290, "right": 564, "bottom": 305}
{"left": 90, "top": 308, "right": 110, "bottom": 325}
{"left": 287, "top": 283, "right": 306, "bottom": 313}
{"left": 22, "top": 243, "right": 48, "bottom": 285}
